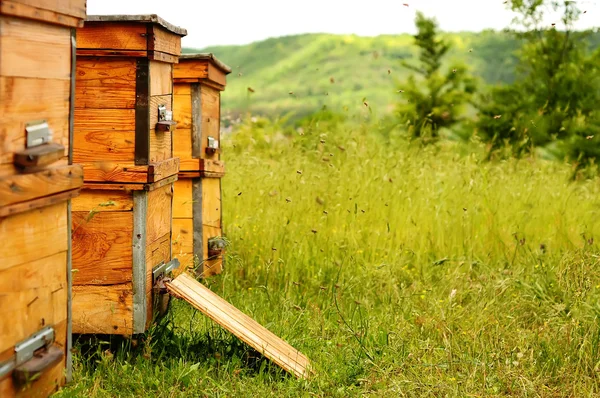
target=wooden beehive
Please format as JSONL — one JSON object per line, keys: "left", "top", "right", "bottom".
{"left": 0, "top": 0, "right": 86, "bottom": 396}
{"left": 172, "top": 54, "right": 231, "bottom": 277}
{"left": 71, "top": 15, "right": 186, "bottom": 335}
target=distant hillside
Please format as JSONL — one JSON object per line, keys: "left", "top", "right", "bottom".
{"left": 184, "top": 31, "right": 599, "bottom": 120}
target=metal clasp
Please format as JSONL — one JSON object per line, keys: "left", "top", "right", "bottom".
{"left": 25, "top": 120, "right": 53, "bottom": 148}
{"left": 0, "top": 326, "right": 56, "bottom": 380}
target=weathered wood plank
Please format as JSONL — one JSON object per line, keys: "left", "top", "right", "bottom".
{"left": 173, "top": 128, "right": 194, "bottom": 170}
{"left": 149, "top": 95, "right": 173, "bottom": 163}
{"left": 0, "top": 251, "right": 67, "bottom": 354}
{"left": 0, "top": 16, "right": 71, "bottom": 79}
{"left": 146, "top": 184, "right": 172, "bottom": 244}
{"left": 149, "top": 61, "right": 172, "bottom": 96}
{"left": 74, "top": 108, "right": 135, "bottom": 131}
{"left": 73, "top": 130, "right": 135, "bottom": 163}
{"left": 173, "top": 93, "right": 192, "bottom": 129}
{"left": 8, "top": 0, "right": 86, "bottom": 19}
{"left": 0, "top": 164, "right": 83, "bottom": 208}
{"left": 149, "top": 25, "right": 181, "bottom": 56}
{"left": 166, "top": 273, "right": 311, "bottom": 379}
{"left": 76, "top": 22, "right": 147, "bottom": 50}
{"left": 71, "top": 189, "right": 133, "bottom": 212}
{"left": 202, "top": 177, "right": 221, "bottom": 229}
{"left": 0, "top": 201, "right": 67, "bottom": 272}
{"left": 72, "top": 283, "right": 133, "bottom": 335}
{"left": 173, "top": 178, "right": 193, "bottom": 218}
{"left": 0, "top": 0, "right": 83, "bottom": 27}
{"left": 80, "top": 162, "right": 149, "bottom": 183}
{"left": 75, "top": 58, "right": 137, "bottom": 109}
{"left": 172, "top": 218, "right": 194, "bottom": 273}
{"left": 174, "top": 60, "right": 208, "bottom": 81}
{"left": 72, "top": 210, "right": 133, "bottom": 285}
{"left": 0, "top": 76, "right": 70, "bottom": 166}
{"left": 0, "top": 188, "right": 79, "bottom": 218}
{"left": 148, "top": 157, "right": 179, "bottom": 182}
{"left": 200, "top": 85, "right": 221, "bottom": 160}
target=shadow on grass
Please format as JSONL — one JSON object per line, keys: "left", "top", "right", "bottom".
{"left": 72, "top": 300, "right": 289, "bottom": 381}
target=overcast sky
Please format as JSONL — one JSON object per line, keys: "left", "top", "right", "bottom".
{"left": 88, "top": 0, "right": 599, "bottom": 49}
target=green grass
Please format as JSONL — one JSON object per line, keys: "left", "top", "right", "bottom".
{"left": 56, "top": 117, "right": 600, "bottom": 396}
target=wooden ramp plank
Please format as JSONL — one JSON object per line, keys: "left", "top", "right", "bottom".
{"left": 166, "top": 273, "right": 311, "bottom": 379}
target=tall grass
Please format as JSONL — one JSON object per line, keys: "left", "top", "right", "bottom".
{"left": 58, "top": 117, "right": 600, "bottom": 397}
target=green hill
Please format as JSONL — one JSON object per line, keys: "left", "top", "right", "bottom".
{"left": 183, "top": 31, "right": 597, "bottom": 120}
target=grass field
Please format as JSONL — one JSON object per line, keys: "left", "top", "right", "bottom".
{"left": 58, "top": 117, "right": 600, "bottom": 397}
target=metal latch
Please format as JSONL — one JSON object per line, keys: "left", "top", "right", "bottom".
{"left": 25, "top": 120, "right": 53, "bottom": 148}
{"left": 152, "top": 259, "right": 180, "bottom": 283}
{"left": 156, "top": 104, "right": 177, "bottom": 132}
{"left": 206, "top": 136, "right": 220, "bottom": 155}
{"left": 0, "top": 326, "right": 63, "bottom": 384}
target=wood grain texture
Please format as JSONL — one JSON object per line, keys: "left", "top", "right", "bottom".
{"left": 148, "top": 157, "right": 179, "bottom": 182}
{"left": 80, "top": 162, "right": 150, "bottom": 183}
{"left": 7, "top": 0, "right": 86, "bottom": 18}
{"left": 0, "top": 77, "right": 70, "bottom": 167}
{"left": 0, "top": 200, "right": 67, "bottom": 272}
{"left": 200, "top": 85, "right": 220, "bottom": 161}
{"left": 76, "top": 22, "right": 146, "bottom": 50}
{"left": 146, "top": 183, "right": 172, "bottom": 244}
{"left": 173, "top": 60, "right": 208, "bottom": 81}
{"left": 149, "top": 61, "right": 172, "bottom": 96}
{"left": 71, "top": 188, "right": 134, "bottom": 212}
{"left": 149, "top": 25, "right": 181, "bottom": 56}
{"left": 202, "top": 177, "right": 221, "bottom": 229}
{"left": 166, "top": 273, "right": 311, "bottom": 379}
{"left": 0, "top": 251, "right": 67, "bottom": 354}
{"left": 0, "top": 164, "right": 83, "bottom": 208}
{"left": 74, "top": 108, "right": 135, "bottom": 131}
{"left": 0, "top": 1, "right": 84, "bottom": 27}
{"left": 172, "top": 218, "right": 194, "bottom": 273}
{"left": 71, "top": 210, "right": 133, "bottom": 285}
{"left": 0, "top": 188, "right": 79, "bottom": 218}
{"left": 173, "top": 128, "right": 193, "bottom": 170}
{"left": 73, "top": 130, "right": 135, "bottom": 163}
{"left": 72, "top": 283, "right": 133, "bottom": 335}
{"left": 0, "top": 16, "right": 71, "bottom": 79}
{"left": 149, "top": 95, "right": 173, "bottom": 163}
{"left": 75, "top": 58, "right": 137, "bottom": 109}
{"left": 173, "top": 93, "right": 192, "bottom": 129}
{"left": 173, "top": 84, "right": 191, "bottom": 95}
{"left": 173, "top": 178, "right": 193, "bottom": 219}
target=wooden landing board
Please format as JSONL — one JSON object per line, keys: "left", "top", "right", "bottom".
{"left": 166, "top": 273, "right": 311, "bottom": 379}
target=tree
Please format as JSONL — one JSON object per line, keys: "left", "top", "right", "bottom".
{"left": 476, "top": 0, "right": 600, "bottom": 171}
{"left": 396, "top": 12, "right": 477, "bottom": 141}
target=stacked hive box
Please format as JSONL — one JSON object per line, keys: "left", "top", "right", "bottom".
{"left": 0, "top": 1, "right": 86, "bottom": 396}
{"left": 172, "top": 54, "right": 231, "bottom": 278}
{"left": 71, "top": 15, "right": 187, "bottom": 335}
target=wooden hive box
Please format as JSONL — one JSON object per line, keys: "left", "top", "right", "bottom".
{"left": 0, "top": 0, "right": 87, "bottom": 396}
{"left": 172, "top": 54, "right": 231, "bottom": 278}
{"left": 71, "top": 15, "right": 187, "bottom": 335}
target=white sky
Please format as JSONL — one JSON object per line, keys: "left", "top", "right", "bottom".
{"left": 87, "top": 0, "right": 599, "bottom": 49}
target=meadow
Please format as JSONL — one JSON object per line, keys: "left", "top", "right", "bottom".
{"left": 58, "top": 115, "right": 600, "bottom": 397}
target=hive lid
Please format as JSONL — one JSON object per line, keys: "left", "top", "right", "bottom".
{"left": 179, "top": 53, "right": 232, "bottom": 74}
{"left": 85, "top": 14, "right": 187, "bottom": 36}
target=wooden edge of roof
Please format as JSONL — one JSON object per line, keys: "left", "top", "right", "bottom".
{"left": 179, "top": 53, "right": 232, "bottom": 74}
{"left": 85, "top": 14, "right": 188, "bottom": 36}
